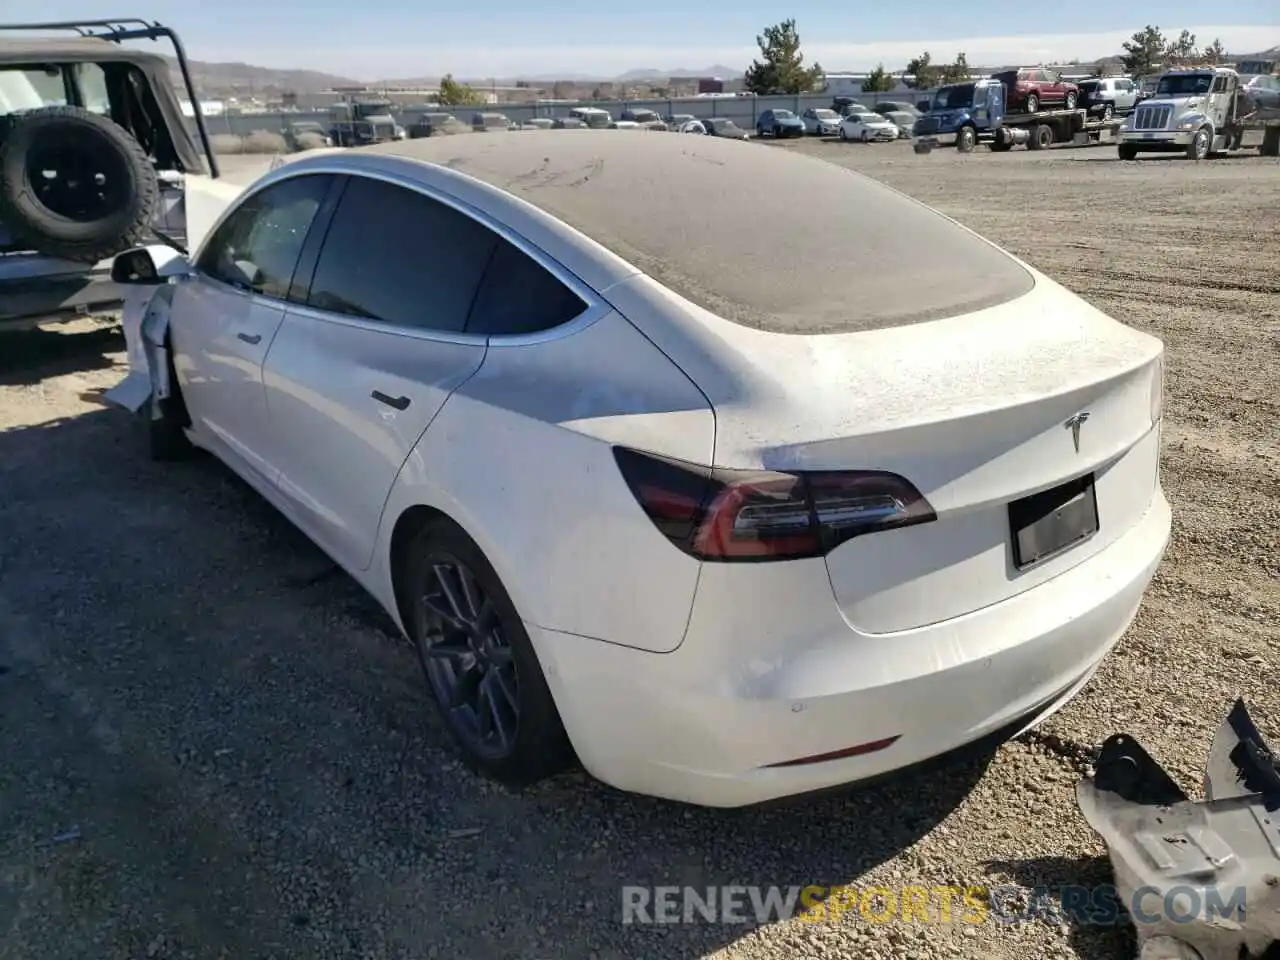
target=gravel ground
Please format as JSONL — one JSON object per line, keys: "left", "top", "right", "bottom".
{"left": 1, "top": 140, "right": 1277, "bottom": 960}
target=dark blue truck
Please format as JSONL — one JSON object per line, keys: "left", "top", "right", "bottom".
{"left": 912, "top": 77, "right": 1122, "bottom": 154}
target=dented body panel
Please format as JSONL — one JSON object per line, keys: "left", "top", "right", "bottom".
{"left": 101, "top": 245, "right": 188, "bottom": 416}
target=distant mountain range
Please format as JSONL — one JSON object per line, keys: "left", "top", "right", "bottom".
{"left": 170, "top": 47, "right": 1278, "bottom": 97}
{"left": 168, "top": 56, "right": 745, "bottom": 96}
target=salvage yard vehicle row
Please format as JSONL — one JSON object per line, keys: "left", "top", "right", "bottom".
{"left": 0, "top": 117, "right": 1277, "bottom": 960}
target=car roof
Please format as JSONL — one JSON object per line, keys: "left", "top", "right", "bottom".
{"left": 0, "top": 36, "right": 168, "bottom": 66}
{"left": 343, "top": 132, "right": 1032, "bottom": 334}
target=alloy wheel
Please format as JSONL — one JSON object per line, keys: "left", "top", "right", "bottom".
{"left": 417, "top": 557, "right": 520, "bottom": 759}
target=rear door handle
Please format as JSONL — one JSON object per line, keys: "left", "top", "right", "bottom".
{"left": 237, "top": 332, "right": 262, "bottom": 344}
{"left": 371, "top": 390, "right": 410, "bottom": 411}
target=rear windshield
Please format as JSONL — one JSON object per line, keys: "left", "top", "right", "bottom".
{"left": 410, "top": 134, "right": 1034, "bottom": 334}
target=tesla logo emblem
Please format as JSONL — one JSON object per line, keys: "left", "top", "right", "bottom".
{"left": 1064, "top": 413, "right": 1090, "bottom": 453}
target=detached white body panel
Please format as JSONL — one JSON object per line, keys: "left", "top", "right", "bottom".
{"left": 105, "top": 133, "right": 1171, "bottom": 807}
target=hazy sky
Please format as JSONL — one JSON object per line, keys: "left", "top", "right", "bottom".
{"left": 26, "top": 1, "right": 1280, "bottom": 79}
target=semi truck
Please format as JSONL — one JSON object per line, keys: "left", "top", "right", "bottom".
{"left": 1114, "top": 66, "right": 1280, "bottom": 160}
{"left": 912, "top": 77, "right": 1122, "bottom": 154}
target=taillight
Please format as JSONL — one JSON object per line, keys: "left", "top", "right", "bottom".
{"left": 612, "top": 447, "right": 936, "bottom": 562}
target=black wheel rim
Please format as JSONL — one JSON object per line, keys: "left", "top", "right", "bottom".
{"left": 26, "top": 135, "right": 129, "bottom": 222}
{"left": 417, "top": 557, "right": 519, "bottom": 759}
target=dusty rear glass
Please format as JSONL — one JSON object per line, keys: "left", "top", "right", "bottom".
{"left": 370, "top": 133, "right": 1035, "bottom": 335}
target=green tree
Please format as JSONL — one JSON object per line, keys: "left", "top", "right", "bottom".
{"left": 743, "top": 19, "right": 824, "bottom": 95}
{"left": 1164, "top": 29, "right": 1199, "bottom": 67}
{"left": 937, "top": 52, "right": 971, "bottom": 84}
{"left": 437, "top": 73, "right": 483, "bottom": 106}
{"left": 861, "top": 63, "right": 896, "bottom": 93}
{"left": 904, "top": 52, "right": 940, "bottom": 90}
{"left": 1203, "top": 37, "right": 1227, "bottom": 64}
{"left": 1121, "top": 26, "right": 1166, "bottom": 78}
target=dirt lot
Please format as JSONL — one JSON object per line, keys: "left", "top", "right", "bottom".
{"left": 1, "top": 141, "right": 1277, "bottom": 960}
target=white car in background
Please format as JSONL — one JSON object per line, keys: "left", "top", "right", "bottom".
{"left": 840, "top": 111, "right": 900, "bottom": 142}
{"left": 105, "top": 132, "right": 1170, "bottom": 809}
{"left": 801, "top": 107, "right": 842, "bottom": 135}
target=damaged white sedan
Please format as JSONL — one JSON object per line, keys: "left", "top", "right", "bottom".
{"left": 105, "top": 133, "right": 1171, "bottom": 808}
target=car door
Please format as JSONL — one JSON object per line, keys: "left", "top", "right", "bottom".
{"left": 1116, "top": 79, "right": 1136, "bottom": 112}
{"left": 174, "top": 173, "right": 337, "bottom": 486}
{"left": 260, "top": 174, "right": 497, "bottom": 572}
{"left": 1037, "top": 69, "right": 1061, "bottom": 104}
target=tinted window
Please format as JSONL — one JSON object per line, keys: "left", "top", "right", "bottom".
{"left": 197, "top": 174, "right": 331, "bottom": 298}
{"left": 466, "top": 239, "right": 587, "bottom": 337}
{"left": 307, "top": 176, "right": 497, "bottom": 332}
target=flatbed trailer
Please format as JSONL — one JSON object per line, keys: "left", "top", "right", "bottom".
{"left": 914, "top": 107, "right": 1125, "bottom": 155}
{"left": 1239, "top": 106, "right": 1280, "bottom": 156}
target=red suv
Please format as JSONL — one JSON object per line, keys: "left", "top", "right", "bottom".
{"left": 992, "top": 68, "right": 1080, "bottom": 113}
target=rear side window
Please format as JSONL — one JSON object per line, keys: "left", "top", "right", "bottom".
{"left": 307, "top": 176, "right": 497, "bottom": 332}
{"left": 466, "top": 240, "right": 587, "bottom": 337}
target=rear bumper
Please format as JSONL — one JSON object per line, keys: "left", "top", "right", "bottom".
{"left": 531, "top": 488, "right": 1171, "bottom": 807}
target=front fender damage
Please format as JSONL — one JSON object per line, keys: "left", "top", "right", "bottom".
{"left": 1078, "top": 699, "right": 1280, "bottom": 960}
{"left": 102, "top": 284, "right": 173, "bottom": 417}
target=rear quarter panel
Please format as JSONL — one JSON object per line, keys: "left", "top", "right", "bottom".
{"left": 374, "top": 311, "right": 715, "bottom": 654}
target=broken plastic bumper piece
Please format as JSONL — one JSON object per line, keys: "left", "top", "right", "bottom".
{"left": 1078, "top": 699, "right": 1280, "bottom": 960}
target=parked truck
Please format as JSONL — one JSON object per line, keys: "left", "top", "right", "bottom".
{"left": 1114, "top": 66, "right": 1280, "bottom": 160}
{"left": 912, "top": 77, "right": 1122, "bottom": 154}
{"left": 328, "top": 98, "right": 403, "bottom": 147}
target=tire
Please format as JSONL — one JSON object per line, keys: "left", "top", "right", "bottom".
{"left": 1102, "top": 103, "right": 1115, "bottom": 121}
{"left": 1187, "top": 126, "right": 1210, "bottom": 161}
{"left": 839, "top": 127, "right": 848, "bottom": 141}
{"left": 1064, "top": 91, "right": 1078, "bottom": 110}
{"left": 1025, "top": 93, "right": 1039, "bottom": 114}
{"left": 0, "top": 106, "right": 158, "bottom": 264}
{"left": 1118, "top": 143, "right": 1139, "bottom": 161}
{"left": 956, "top": 125, "right": 977, "bottom": 153}
{"left": 1262, "top": 126, "right": 1280, "bottom": 157}
{"left": 404, "top": 518, "right": 575, "bottom": 787}
{"left": 756, "top": 125, "right": 764, "bottom": 138}
{"left": 860, "top": 130, "right": 870, "bottom": 143}
{"left": 1028, "top": 124, "right": 1053, "bottom": 151}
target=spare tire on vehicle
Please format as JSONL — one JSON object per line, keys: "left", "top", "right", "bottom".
{"left": 0, "top": 105, "right": 158, "bottom": 264}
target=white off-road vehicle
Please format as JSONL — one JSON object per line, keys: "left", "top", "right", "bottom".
{"left": 0, "top": 18, "right": 244, "bottom": 331}
{"left": 1116, "top": 66, "right": 1280, "bottom": 160}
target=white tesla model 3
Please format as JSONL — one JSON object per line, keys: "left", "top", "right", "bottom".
{"left": 107, "top": 132, "right": 1170, "bottom": 808}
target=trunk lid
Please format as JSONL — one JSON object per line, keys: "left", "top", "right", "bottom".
{"left": 613, "top": 271, "right": 1164, "bottom": 633}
